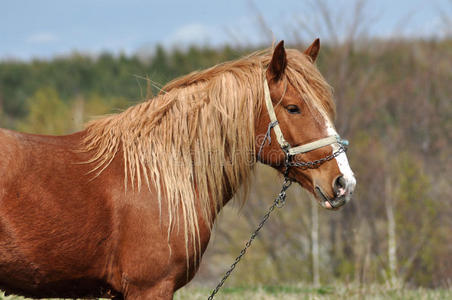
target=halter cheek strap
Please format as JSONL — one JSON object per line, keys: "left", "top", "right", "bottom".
{"left": 262, "top": 77, "right": 349, "bottom": 157}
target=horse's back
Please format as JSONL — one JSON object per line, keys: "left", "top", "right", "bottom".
{"left": 0, "top": 128, "right": 80, "bottom": 173}
{"left": 0, "top": 129, "right": 25, "bottom": 179}
{"left": 0, "top": 128, "right": 120, "bottom": 298}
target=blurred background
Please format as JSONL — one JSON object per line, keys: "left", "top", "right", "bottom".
{"left": 1, "top": 0, "right": 451, "bottom": 295}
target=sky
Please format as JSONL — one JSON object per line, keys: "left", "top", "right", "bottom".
{"left": 0, "top": 0, "right": 450, "bottom": 60}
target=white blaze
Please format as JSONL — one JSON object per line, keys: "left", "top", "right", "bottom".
{"left": 325, "top": 122, "right": 356, "bottom": 195}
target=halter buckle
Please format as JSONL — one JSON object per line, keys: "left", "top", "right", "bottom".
{"left": 337, "top": 136, "right": 349, "bottom": 146}
{"left": 281, "top": 141, "right": 290, "bottom": 150}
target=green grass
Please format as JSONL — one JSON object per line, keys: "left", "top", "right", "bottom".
{"left": 1, "top": 284, "right": 451, "bottom": 299}
{"left": 174, "top": 284, "right": 452, "bottom": 300}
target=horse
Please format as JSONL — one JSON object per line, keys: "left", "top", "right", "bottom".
{"left": 0, "top": 39, "right": 356, "bottom": 299}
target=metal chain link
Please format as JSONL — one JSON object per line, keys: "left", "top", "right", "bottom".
{"left": 287, "top": 146, "right": 347, "bottom": 169}
{"left": 207, "top": 177, "right": 292, "bottom": 300}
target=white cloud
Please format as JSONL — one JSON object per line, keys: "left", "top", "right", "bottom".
{"left": 27, "top": 32, "right": 58, "bottom": 44}
{"left": 164, "top": 23, "right": 223, "bottom": 47}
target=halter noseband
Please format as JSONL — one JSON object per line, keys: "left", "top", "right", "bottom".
{"left": 258, "top": 77, "right": 349, "bottom": 164}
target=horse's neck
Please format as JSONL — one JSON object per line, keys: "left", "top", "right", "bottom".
{"left": 204, "top": 166, "right": 253, "bottom": 231}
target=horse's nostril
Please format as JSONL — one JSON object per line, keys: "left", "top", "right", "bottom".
{"left": 333, "top": 175, "right": 346, "bottom": 196}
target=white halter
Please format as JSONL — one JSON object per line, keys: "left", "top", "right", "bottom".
{"left": 262, "top": 78, "right": 348, "bottom": 156}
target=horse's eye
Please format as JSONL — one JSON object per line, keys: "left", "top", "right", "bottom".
{"left": 286, "top": 105, "right": 301, "bottom": 114}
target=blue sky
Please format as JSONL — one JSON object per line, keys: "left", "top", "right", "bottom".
{"left": 0, "top": 0, "right": 450, "bottom": 60}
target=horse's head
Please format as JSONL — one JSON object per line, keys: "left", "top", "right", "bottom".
{"left": 256, "top": 40, "right": 356, "bottom": 209}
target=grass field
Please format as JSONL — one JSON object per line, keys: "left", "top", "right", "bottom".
{"left": 174, "top": 285, "right": 452, "bottom": 300}
{"left": 2, "top": 284, "right": 450, "bottom": 300}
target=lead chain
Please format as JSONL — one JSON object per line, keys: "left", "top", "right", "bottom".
{"left": 207, "top": 177, "right": 292, "bottom": 299}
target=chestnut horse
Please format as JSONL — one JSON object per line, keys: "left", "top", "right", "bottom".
{"left": 0, "top": 40, "right": 356, "bottom": 299}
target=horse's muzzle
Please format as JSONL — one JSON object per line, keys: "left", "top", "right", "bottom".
{"left": 315, "top": 186, "right": 350, "bottom": 210}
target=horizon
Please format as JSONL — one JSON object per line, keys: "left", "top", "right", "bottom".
{"left": 1, "top": 0, "right": 451, "bottom": 61}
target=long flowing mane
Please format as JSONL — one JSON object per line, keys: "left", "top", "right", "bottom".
{"left": 81, "top": 48, "right": 335, "bottom": 264}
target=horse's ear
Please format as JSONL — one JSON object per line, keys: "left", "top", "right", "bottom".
{"left": 304, "top": 38, "right": 320, "bottom": 63}
{"left": 267, "top": 40, "right": 287, "bottom": 81}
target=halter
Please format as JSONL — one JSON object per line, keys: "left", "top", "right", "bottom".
{"left": 209, "top": 77, "right": 351, "bottom": 300}
{"left": 209, "top": 76, "right": 351, "bottom": 300}
{"left": 258, "top": 77, "right": 349, "bottom": 166}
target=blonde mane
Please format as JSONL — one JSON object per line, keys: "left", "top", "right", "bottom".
{"left": 82, "top": 47, "right": 335, "bottom": 265}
